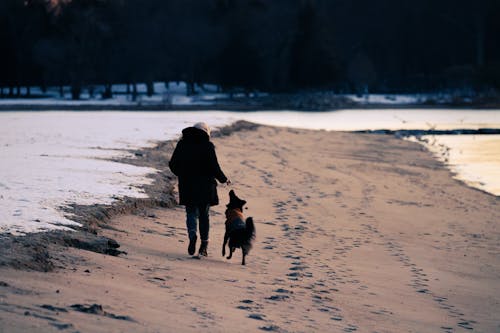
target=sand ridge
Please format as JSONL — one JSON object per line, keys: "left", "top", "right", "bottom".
{"left": 0, "top": 125, "right": 499, "bottom": 332}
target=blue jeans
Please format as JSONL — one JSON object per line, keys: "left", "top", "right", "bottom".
{"left": 185, "top": 204, "right": 210, "bottom": 241}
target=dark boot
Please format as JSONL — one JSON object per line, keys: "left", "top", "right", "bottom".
{"left": 198, "top": 240, "right": 208, "bottom": 257}
{"left": 188, "top": 235, "right": 197, "bottom": 255}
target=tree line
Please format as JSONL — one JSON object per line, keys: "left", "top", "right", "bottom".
{"left": 1, "top": 0, "right": 499, "bottom": 99}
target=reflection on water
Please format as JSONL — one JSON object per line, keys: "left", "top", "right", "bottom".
{"left": 419, "top": 135, "right": 500, "bottom": 195}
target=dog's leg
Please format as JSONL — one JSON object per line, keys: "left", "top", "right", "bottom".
{"left": 227, "top": 247, "right": 234, "bottom": 259}
{"left": 241, "top": 248, "right": 248, "bottom": 265}
{"left": 222, "top": 232, "right": 229, "bottom": 257}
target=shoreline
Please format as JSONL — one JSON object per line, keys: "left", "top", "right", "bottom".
{"left": 0, "top": 102, "right": 500, "bottom": 112}
{"left": 1, "top": 121, "right": 499, "bottom": 332}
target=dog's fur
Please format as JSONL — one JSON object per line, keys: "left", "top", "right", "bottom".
{"left": 222, "top": 190, "right": 256, "bottom": 265}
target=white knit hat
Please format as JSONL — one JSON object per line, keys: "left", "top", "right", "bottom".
{"left": 193, "top": 122, "right": 211, "bottom": 137}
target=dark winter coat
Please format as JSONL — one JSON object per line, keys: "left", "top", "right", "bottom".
{"left": 168, "top": 127, "right": 228, "bottom": 206}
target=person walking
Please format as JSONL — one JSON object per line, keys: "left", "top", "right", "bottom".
{"left": 169, "top": 122, "right": 230, "bottom": 256}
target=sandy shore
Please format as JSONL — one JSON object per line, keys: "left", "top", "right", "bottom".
{"left": 1, "top": 124, "right": 499, "bottom": 332}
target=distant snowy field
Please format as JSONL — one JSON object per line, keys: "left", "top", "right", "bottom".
{"left": 0, "top": 81, "right": 461, "bottom": 107}
{"left": 1, "top": 109, "right": 499, "bottom": 235}
{"left": 0, "top": 82, "right": 253, "bottom": 106}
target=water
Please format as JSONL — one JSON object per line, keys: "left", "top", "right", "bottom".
{"left": 420, "top": 134, "right": 500, "bottom": 195}
{"left": 1, "top": 109, "right": 498, "bottom": 235}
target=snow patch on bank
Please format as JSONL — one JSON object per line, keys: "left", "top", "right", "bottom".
{"left": 0, "top": 112, "right": 234, "bottom": 235}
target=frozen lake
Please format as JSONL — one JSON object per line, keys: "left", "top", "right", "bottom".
{"left": 1, "top": 109, "right": 499, "bottom": 235}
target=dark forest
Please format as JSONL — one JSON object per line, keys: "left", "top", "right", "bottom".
{"left": 1, "top": 0, "right": 499, "bottom": 99}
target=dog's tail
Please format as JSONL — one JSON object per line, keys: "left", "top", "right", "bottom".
{"left": 244, "top": 217, "right": 256, "bottom": 247}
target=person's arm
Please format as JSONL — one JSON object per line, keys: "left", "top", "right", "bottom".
{"left": 168, "top": 142, "right": 182, "bottom": 176}
{"left": 209, "top": 143, "right": 228, "bottom": 183}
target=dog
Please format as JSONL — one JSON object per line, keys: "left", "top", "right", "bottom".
{"left": 222, "top": 190, "right": 256, "bottom": 265}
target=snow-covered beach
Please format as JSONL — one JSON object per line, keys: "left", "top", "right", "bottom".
{"left": 1, "top": 109, "right": 499, "bottom": 235}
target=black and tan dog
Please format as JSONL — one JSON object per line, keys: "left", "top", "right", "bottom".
{"left": 222, "top": 190, "right": 256, "bottom": 265}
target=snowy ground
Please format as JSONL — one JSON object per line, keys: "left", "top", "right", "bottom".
{"left": 0, "top": 82, "right": 255, "bottom": 106}
{"left": 0, "top": 81, "right": 469, "bottom": 107}
{"left": 238, "top": 109, "right": 500, "bottom": 131}
{"left": 346, "top": 93, "right": 447, "bottom": 105}
{"left": 1, "top": 109, "right": 499, "bottom": 235}
{"left": 0, "top": 112, "right": 235, "bottom": 235}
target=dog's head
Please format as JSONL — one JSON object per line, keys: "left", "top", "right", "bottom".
{"left": 226, "top": 190, "right": 246, "bottom": 212}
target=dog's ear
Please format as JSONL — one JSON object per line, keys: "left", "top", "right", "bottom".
{"left": 236, "top": 199, "right": 246, "bottom": 210}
